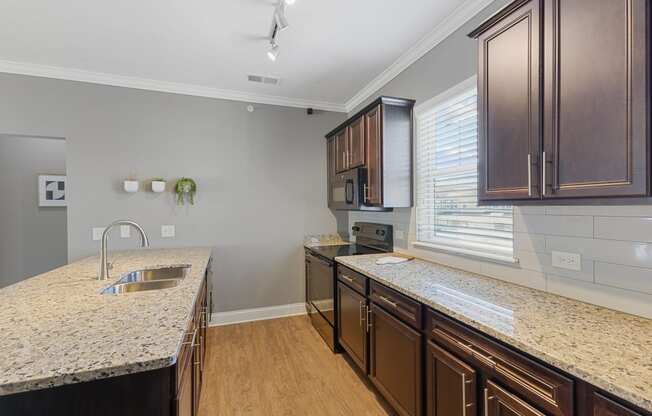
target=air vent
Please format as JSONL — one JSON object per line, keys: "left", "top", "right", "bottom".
{"left": 247, "top": 74, "right": 281, "bottom": 86}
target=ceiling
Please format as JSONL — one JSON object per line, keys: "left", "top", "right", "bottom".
{"left": 0, "top": 0, "right": 488, "bottom": 112}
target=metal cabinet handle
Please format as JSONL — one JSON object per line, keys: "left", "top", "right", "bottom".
{"left": 340, "top": 275, "right": 355, "bottom": 284}
{"left": 182, "top": 328, "right": 198, "bottom": 347}
{"left": 527, "top": 153, "right": 532, "bottom": 197}
{"left": 542, "top": 151, "right": 547, "bottom": 197}
{"left": 363, "top": 184, "right": 369, "bottom": 203}
{"left": 484, "top": 388, "right": 489, "bottom": 416}
{"left": 379, "top": 295, "right": 398, "bottom": 309}
{"left": 462, "top": 373, "right": 468, "bottom": 416}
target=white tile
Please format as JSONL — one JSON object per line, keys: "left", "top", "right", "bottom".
{"left": 545, "top": 205, "right": 652, "bottom": 217}
{"left": 514, "top": 214, "right": 593, "bottom": 237}
{"left": 480, "top": 261, "right": 547, "bottom": 291}
{"left": 594, "top": 262, "right": 652, "bottom": 295}
{"left": 516, "top": 250, "right": 594, "bottom": 282}
{"left": 595, "top": 216, "right": 652, "bottom": 243}
{"left": 547, "top": 275, "right": 652, "bottom": 319}
{"left": 514, "top": 232, "right": 546, "bottom": 253}
{"left": 545, "top": 236, "right": 652, "bottom": 268}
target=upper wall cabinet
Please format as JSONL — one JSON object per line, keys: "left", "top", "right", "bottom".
{"left": 326, "top": 97, "right": 415, "bottom": 210}
{"left": 469, "top": 0, "right": 649, "bottom": 203}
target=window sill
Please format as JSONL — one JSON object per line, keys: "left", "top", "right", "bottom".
{"left": 411, "top": 241, "right": 519, "bottom": 266}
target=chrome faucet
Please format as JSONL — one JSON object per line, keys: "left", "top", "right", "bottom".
{"left": 98, "top": 220, "right": 150, "bottom": 280}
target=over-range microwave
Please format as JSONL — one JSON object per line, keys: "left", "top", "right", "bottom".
{"left": 329, "top": 168, "right": 390, "bottom": 211}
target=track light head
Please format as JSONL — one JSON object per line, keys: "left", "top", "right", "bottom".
{"left": 274, "top": 6, "right": 289, "bottom": 31}
{"left": 267, "top": 42, "right": 280, "bottom": 61}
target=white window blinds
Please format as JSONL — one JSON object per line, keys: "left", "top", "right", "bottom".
{"left": 415, "top": 85, "right": 514, "bottom": 262}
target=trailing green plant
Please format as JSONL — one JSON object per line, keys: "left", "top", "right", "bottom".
{"left": 175, "top": 178, "right": 197, "bottom": 205}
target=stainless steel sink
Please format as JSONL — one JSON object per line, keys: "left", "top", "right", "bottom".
{"left": 101, "top": 265, "right": 191, "bottom": 295}
{"left": 102, "top": 279, "right": 181, "bottom": 294}
{"left": 120, "top": 266, "right": 191, "bottom": 283}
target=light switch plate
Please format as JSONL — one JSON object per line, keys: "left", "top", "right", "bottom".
{"left": 161, "top": 225, "right": 175, "bottom": 238}
{"left": 92, "top": 227, "right": 106, "bottom": 241}
{"left": 551, "top": 251, "right": 582, "bottom": 271}
{"left": 120, "top": 225, "right": 131, "bottom": 238}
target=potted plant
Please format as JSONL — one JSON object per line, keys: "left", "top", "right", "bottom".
{"left": 151, "top": 178, "right": 166, "bottom": 193}
{"left": 175, "top": 178, "right": 197, "bottom": 205}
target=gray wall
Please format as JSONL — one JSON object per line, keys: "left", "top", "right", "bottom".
{"left": 0, "top": 135, "right": 67, "bottom": 287}
{"left": 348, "top": 0, "right": 652, "bottom": 319}
{"left": 0, "top": 73, "right": 345, "bottom": 312}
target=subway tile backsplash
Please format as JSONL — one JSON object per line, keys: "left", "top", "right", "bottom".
{"left": 349, "top": 206, "right": 652, "bottom": 319}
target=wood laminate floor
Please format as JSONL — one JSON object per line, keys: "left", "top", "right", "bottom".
{"left": 198, "top": 315, "right": 394, "bottom": 416}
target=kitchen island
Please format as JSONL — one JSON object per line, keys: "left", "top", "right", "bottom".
{"left": 0, "top": 247, "right": 212, "bottom": 416}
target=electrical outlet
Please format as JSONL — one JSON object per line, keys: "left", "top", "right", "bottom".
{"left": 92, "top": 227, "right": 106, "bottom": 241}
{"left": 120, "top": 225, "right": 131, "bottom": 238}
{"left": 551, "top": 251, "right": 581, "bottom": 271}
{"left": 161, "top": 225, "right": 175, "bottom": 238}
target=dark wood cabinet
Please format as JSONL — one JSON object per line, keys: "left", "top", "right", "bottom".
{"left": 485, "top": 380, "right": 546, "bottom": 416}
{"left": 334, "top": 129, "right": 348, "bottom": 174}
{"left": 470, "top": 0, "right": 650, "bottom": 203}
{"left": 592, "top": 393, "right": 644, "bottom": 416}
{"left": 348, "top": 116, "right": 365, "bottom": 169}
{"left": 365, "top": 105, "right": 383, "bottom": 205}
{"left": 369, "top": 303, "right": 423, "bottom": 416}
{"left": 426, "top": 341, "right": 477, "bottom": 416}
{"left": 326, "top": 96, "right": 414, "bottom": 210}
{"left": 336, "top": 281, "right": 368, "bottom": 372}
{"left": 476, "top": 0, "right": 541, "bottom": 201}
{"left": 542, "top": 0, "right": 648, "bottom": 198}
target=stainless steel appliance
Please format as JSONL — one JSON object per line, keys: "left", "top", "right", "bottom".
{"left": 330, "top": 169, "right": 390, "bottom": 211}
{"left": 305, "top": 222, "right": 393, "bottom": 351}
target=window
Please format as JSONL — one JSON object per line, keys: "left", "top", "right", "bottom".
{"left": 414, "top": 78, "right": 514, "bottom": 262}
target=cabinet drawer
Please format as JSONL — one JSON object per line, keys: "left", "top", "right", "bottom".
{"left": 370, "top": 281, "right": 422, "bottom": 329}
{"left": 337, "top": 265, "right": 368, "bottom": 295}
{"left": 426, "top": 309, "right": 573, "bottom": 416}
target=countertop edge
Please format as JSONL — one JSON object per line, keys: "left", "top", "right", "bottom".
{"left": 335, "top": 256, "right": 652, "bottom": 413}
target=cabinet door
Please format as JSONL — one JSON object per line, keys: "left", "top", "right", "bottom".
{"left": 327, "top": 138, "right": 336, "bottom": 206}
{"left": 543, "top": 0, "right": 648, "bottom": 198}
{"left": 335, "top": 130, "right": 348, "bottom": 173}
{"left": 477, "top": 0, "right": 541, "bottom": 201}
{"left": 336, "top": 281, "right": 367, "bottom": 371}
{"left": 593, "top": 393, "right": 644, "bottom": 416}
{"left": 485, "top": 381, "right": 545, "bottom": 416}
{"left": 427, "top": 341, "right": 477, "bottom": 416}
{"left": 365, "top": 105, "right": 383, "bottom": 205}
{"left": 176, "top": 355, "right": 193, "bottom": 416}
{"left": 348, "top": 116, "right": 365, "bottom": 168}
{"left": 369, "top": 304, "right": 422, "bottom": 416}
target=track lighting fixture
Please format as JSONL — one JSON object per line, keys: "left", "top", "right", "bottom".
{"left": 274, "top": 3, "right": 289, "bottom": 31}
{"left": 267, "top": 41, "right": 280, "bottom": 61}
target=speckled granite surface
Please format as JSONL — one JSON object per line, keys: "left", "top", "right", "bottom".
{"left": 0, "top": 247, "right": 212, "bottom": 396}
{"left": 304, "top": 234, "right": 349, "bottom": 248}
{"left": 336, "top": 254, "right": 652, "bottom": 412}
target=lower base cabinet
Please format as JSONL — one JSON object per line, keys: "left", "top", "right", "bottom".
{"left": 485, "top": 380, "right": 546, "bottom": 416}
{"left": 369, "top": 304, "right": 423, "bottom": 416}
{"left": 426, "top": 341, "right": 477, "bottom": 416}
{"left": 337, "top": 281, "right": 368, "bottom": 371}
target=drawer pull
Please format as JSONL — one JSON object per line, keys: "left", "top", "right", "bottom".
{"left": 379, "top": 295, "right": 398, "bottom": 309}
{"left": 340, "top": 275, "right": 355, "bottom": 284}
{"left": 434, "top": 327, "right": 497, "bottom": 368}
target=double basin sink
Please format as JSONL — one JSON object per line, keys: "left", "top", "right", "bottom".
{"left": 101, "top": 265, "right": 191, "bottom": 294}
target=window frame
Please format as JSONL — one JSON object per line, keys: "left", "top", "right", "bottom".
{"left": 411, "top": 76, "right": 517, "bottom": 264}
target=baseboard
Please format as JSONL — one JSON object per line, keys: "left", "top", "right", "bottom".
{"left": 209, "top": 302, "right": 307, "bottom": 326}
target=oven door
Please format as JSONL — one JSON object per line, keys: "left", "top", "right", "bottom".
{"left": 305, "top": 252, "right": 335, "bottom": 326}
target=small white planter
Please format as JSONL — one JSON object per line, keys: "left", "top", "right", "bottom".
{"left": 123, "top": 180, "right": 139, "bottom": 193}
{"left": 151, "top": 180, "right": 166, "bottom": 193}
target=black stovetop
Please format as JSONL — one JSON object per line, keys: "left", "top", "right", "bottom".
{"left": 307, "top": 243, "right": 384, "bottom": 261}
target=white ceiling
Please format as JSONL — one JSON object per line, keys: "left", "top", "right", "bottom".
{"left": 0, "top": 0, "right": 488, "bottom": 111}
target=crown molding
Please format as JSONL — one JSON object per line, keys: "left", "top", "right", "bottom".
{"left": 344, "top": 0, "right": 494, "bottom": 113}
{"left": 0, "top": 59, "right": 347, "bottom": 113}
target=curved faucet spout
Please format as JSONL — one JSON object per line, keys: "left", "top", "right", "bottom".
{"left": 98, "top": 220, "right": 150, "bottom": 280}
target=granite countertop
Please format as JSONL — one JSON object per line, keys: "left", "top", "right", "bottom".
{"left": 336, "top": 253, "right": 652, "bottom": 412}
{"left": 0, "top": 247, "right": 212, "bottom": 397}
